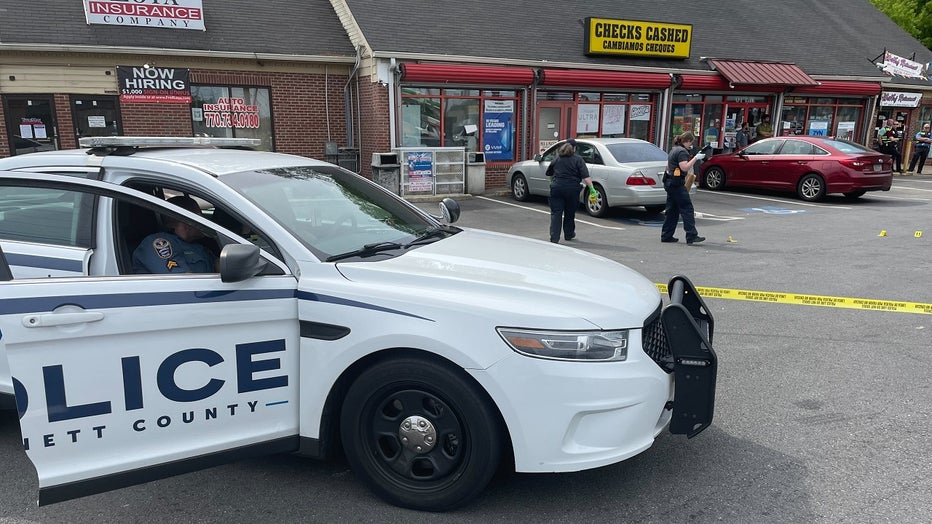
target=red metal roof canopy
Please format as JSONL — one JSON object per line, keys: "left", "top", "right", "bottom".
{"left": 709, "top": 59, "right": 819, "bottom": 86}
{"left": 791, "top": 80, "right": 881, "bottom": 96}
{"left": 399, "top": 63, "right": 535, "bottom": 85}
{"left": 539, "top": 69, "right": 671, "bottom": 89}
{"left": 678, "top": 74, "right": 776, "bottom": 92}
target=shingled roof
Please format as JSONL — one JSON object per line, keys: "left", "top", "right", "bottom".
{"left": 0, "top": 0, "right": 355, "bottom": 59}
{"left": 343, "top": 0, "right": 932, "bottom": 84}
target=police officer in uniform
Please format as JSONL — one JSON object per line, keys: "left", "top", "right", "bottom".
{"left": 133, "top": 195, "right": 217, "bottom": 273}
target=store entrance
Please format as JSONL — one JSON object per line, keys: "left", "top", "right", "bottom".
{"left": 3, "top": 95, "right": 59, "bottom": 156}
{"left": 723, "top": 100, "right": 769, "bottom": 148}
{"left": 536, "top": 102, "right": 574, "bottom": 155}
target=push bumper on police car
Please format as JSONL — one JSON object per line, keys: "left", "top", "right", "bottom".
{"left": 470, "top": 275, "right": 717, "bottom": 474}
{"left": 655, "top": 275, "right": 717, "bottom": 438}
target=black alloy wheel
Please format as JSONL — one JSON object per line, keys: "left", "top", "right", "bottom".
{"left": 340, "top": 357, "right": 503, "bottom": 511}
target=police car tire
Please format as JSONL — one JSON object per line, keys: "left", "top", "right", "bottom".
{"left": 340, "top": 357, "right": 503, "bottom": 511}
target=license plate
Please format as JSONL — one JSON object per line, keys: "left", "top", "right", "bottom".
{"left": 873, "top": 164, "right": 882, "bottom": 172}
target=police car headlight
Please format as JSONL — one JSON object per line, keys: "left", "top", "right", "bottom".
{"left": 496, "top": 328, "right": 628, "bottom": 362}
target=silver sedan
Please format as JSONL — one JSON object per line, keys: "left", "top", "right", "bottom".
{"left": 507, "top": 137, "right": 682, "bottom": 217}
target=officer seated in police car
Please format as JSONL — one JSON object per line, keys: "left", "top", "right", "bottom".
{"left": 132, "top": 195, "right": 218, "bottom": 274}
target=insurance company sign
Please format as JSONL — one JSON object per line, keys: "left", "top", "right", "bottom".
{"left": 585, "top": 17, "right": 692, "bottom": 59}
{"left": 83, "top": 0, "right": 206, "bottom": 30}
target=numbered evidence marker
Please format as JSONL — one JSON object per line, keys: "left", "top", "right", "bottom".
{"left": 916, "top": 231, "right": 923, "bottom": 238}
{"left": 878, "top": 230, "right": 887, "bottom": 237}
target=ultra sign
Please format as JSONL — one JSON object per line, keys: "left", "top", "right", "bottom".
{"left": 585, "top": 17, "right": 692, "bottom": 59}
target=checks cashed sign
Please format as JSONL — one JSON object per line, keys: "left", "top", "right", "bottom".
{"left": 83, "top": 0, "right": 205, "bottom": 30}
{"left": 117, "top": 66, "right": 192, "bottom": 104}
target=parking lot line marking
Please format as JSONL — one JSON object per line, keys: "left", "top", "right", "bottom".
{"left": 476, "top": 196, "right": 626, "bottom": 230}
{"left": 654, "top": 284, "right": 932, "bottom": 315}
{"left": 697, "top": 190, "right": 851, "bottom": 209}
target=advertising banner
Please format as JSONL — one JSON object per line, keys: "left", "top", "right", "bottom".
{"left": 84, "top": 0, "right": 205, "bottom": 30}
{"left": 877, "top": 51, "right": 925, "bottom": 79}
{"left": 406, "top": 151, "right": 434, "bottom": 192}
{"left": 482, "top": 100, "right": 515, "bottom": 162}
{"left": 117, "top": 66, "right": 192, "bottom": 104}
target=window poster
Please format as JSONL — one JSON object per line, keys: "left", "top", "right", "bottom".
{"left": 808, "top": 120, "right": 829, "bottom": 136}
{"left": 482, "top": 100, "right": 515, "bottom": 161}
{"left": 602, "top": 105, "right": 626, "bottom": 135}
{"left": 576, "top": 104, "right": 600, "bottom": 133}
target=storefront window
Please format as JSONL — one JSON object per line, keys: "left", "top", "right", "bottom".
{"left": 401, "top": 87, "right": 520, "bottom": 161}
{"left": 190, "top": 85, "right": 274, "bottom": 151}
{"left": 71, "top": 96, "right": 121, "bottom": 140}
{"left": 780, "top": 97, "right": 863, "bottom": 141}
{"left": 919, "top": 105, "right": 932, "bottom": 126}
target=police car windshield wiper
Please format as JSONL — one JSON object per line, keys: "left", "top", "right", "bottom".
{"left": 325, "top": 241, "right": 404, "bottom": 262}
{"left": 405, "top": 227, "right": 452, "bottom": 247}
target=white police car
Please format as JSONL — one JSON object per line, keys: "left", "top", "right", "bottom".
{"left": 0, "top": 137, "right": 717, "bottom": 511}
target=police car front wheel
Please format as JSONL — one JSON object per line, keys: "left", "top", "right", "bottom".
{"left": 340, "top": 357, "right": 503, "bottom": 511}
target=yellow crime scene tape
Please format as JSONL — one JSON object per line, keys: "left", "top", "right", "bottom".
{"left": 654, "top": 284, "right": 932, "bottom": 315}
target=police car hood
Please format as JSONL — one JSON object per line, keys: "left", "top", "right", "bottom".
{"left": 334, "top": 228, "right": 660, "bottom": 329}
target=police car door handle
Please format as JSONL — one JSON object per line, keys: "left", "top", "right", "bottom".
{"left": 22, "top": 311, "right": 105, "bottom": 328}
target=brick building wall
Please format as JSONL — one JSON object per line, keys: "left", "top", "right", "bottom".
{"left": 355, "top": 79, "right": 391, "bottom": 180}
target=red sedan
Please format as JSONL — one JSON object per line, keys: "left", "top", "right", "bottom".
{"left": 698, "top": 136, "right": 893, "bottom": 201}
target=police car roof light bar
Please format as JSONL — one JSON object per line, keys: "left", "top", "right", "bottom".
{"left": 78, "top": 136, "right": 262, "bottom": 149}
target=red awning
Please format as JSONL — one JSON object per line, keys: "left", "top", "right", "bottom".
{"left": 791, "top": 80, "right": 881, "bottom": 96}
{"left": 539, "top": 69, "right": 671, "bottom": 89}
{"left": 399, "top": 63, "right": 535, "bottom": 85}
{"left": 709, "top": 59, "right": 819, "bottom": 86}
{"left": 678, "top": 74, "right": 776, "bottom": 92}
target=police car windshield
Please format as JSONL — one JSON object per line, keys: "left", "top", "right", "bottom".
{"left": 221, "top": 165, "right": 439, "bottom": 260}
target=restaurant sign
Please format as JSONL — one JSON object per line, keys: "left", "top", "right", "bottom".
{"left": 585, "top": 17, "right": 691, "bottom": 59}
{"left": 84, "top": 0, "right": 205, "bottom": 30}
{"left": 880, "top": 91, "right": 922, "bottom": 107}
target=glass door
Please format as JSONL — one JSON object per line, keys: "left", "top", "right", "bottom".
{"left": 3, "top": 95, "right": 59, "bottom": 156}
{"left": 536, "top": 102, "right": 574, "bottom": 155}
{"left": 71, "top": 96, "right": 122, "bottom": 141}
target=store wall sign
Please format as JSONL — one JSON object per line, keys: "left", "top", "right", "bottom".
{"left": 117, "top": 66, "right": 192, "bottom": 104}
{"left": 880, "top": 91, "right": 922, "bottom": 107}
{"left": 84, "top": 0, "right": 205, "bottom": 30}
{"left": 585, "top": 17, "right": 691, "bottom": 59}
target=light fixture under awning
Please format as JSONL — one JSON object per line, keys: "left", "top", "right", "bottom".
{"left": 709, "top": 59, "right": 820, "bottom": 86}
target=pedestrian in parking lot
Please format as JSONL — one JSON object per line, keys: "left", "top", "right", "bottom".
{"left": 546, "top": 138, "right": 595, "bottom": 243}
{"left": 661, "top": 132, "right": 705, "bottom": 245}
{"left": 878, "top": 118, "right": 903, "bottom": 173}
{"left": 908, "top": 123, "right": 931, "bottom": 175}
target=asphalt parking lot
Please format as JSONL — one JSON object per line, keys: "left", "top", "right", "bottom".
{"left": 2, "top": 176, "right": 930, "bottom": 523}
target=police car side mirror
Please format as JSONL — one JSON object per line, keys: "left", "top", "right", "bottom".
{"left": 219, "top": 243, "right": 267, "bottom": 283}
{"left": 439, "top": 198, "right": 460, "bottom": 224}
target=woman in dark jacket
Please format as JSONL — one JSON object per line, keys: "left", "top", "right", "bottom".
{"left": 546, "top": 138, "right": 595, "bottom": 243}
{"left": 661, "top": 132, "right": 705, "bottom": 244}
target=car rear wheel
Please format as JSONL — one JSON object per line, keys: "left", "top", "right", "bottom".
{"left": 843, "top": 190, "right": 866, "bottom": 200}
{"left": 703, "top": 167, "right": 725, "bottom": 190}
{"left": 511, "top": 173, "right": 529, "bottom": 202}
{"left": 584, "top": 184, "right": 609, "bottom": 217}
{"left": 340, "top": 357, "right": 503, "bottom": 512}
{"left": 797, "top": 173, "right": 826, "bottom": 201}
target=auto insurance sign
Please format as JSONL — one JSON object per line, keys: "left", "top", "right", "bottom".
{"left": 84, "top": 0, "right": 206, "bottom": 30}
